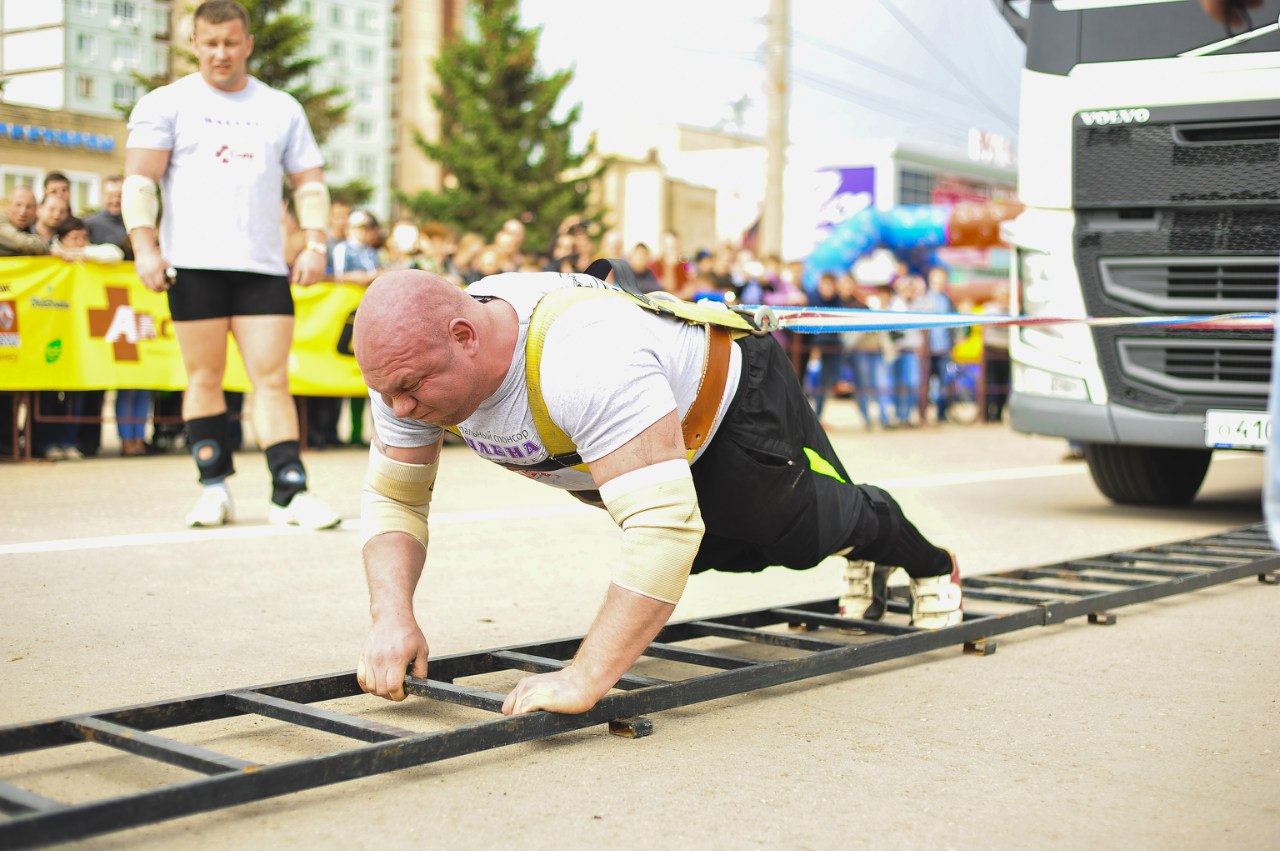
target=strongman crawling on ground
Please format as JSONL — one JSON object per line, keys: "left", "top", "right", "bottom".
{"left": 353, "top": 267, "right": 961, "bottom": 715}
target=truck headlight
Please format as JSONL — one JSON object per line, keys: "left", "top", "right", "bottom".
{"left": 1012, "top": 362, "right": 1089, "bottom": 401}
{"left": 1016, "top": 248, "right": 1093, "bottom": 361}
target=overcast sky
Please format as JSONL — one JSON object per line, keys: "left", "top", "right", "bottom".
{"left": 518, "top": 0, "right": 1027, "bottom": 161}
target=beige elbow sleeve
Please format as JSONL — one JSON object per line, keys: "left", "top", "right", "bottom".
{"left": 360, "top": 445, "right": 438, "bottom": 551}
{"left": 121, "top": 175, "right": 159, "bottom": 233}
{"left": 600, "top": 459, "right": 704, "bottom": 604}
{"left": 293, "top": 181, "right": 331, "bottom": 232}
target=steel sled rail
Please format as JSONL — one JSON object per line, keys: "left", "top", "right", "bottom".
{"left": 1, "top": 523, "right": 1277, "bottom": 849}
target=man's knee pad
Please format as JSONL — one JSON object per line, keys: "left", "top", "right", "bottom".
{"left": 187, "top": 413, "right": 235, "bottom": 484}
{"left": 265, "top": 440, "right": 308, "bottom": 506}
{"left": 860, "top": 485, "right": 902, "bottom": 543}
{"left": 844, "top": 484, "right": 902, "bottom": 558}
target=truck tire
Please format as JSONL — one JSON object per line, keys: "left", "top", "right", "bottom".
{"left": 1081, "top": 443, "right": 1212, "bottom": 506}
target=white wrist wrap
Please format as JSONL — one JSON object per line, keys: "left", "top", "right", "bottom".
{"left": 293, "top": 181, "right": 331, "bottom": 232}
{"left": 361, "top": 444, "right": 437, "bottom": 551}
{"left": 121, "top": 175, "right": 159, "bottom": 233}
{"left": 599, "top": 459, "right": 704, "bottom": 604}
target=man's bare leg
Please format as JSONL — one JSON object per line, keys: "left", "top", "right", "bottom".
{"left": 174, "top": 318, "right": 235, "bottom": 526}
{"left": 230, "top": 315, "right": 296, "bottom": 447}
{"left": 232, "top": 314, "right": 339, "bottom": 528}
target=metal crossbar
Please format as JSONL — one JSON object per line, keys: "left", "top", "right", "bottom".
{"left": 1, "top": 524, "right": 1276, "bottom": 849}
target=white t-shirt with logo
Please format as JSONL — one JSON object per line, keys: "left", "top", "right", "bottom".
{"left": 127, "top": 73, "right": 324, "bottom": 276}
{"left": 370, "top": 273, "right": 743, "bottom": 491}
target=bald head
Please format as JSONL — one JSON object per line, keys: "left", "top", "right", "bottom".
{"left": 355, "top": 269, "right": 520, "bottom": 425}
{"left": 355, "top": 270, "right": 469, "bottom": 375}
{"left": 6, "top": 186, "right": 36, "bottom": 230}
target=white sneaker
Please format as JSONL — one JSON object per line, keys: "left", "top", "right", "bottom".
{"left": 838, "top": 559, "right": 892, "bottom": 622}
{"left": 62, "top": 446, "right": 84, "bottom": 461}
{"left": 43, "top": 446, "right": 66, "bottom": 461}
{"left": 268, "top": 492, "right": 341, "bottom": 530}
{"left": 910, "top": 553, "right": 963, "bottom": 629}
{"left": 186, "top": 486, "right": 234, "bottom": 527}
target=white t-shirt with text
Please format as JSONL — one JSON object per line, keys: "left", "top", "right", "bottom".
{"left": 127, "top": 73, "right": 324, "bottom": 275}
{"left": 370, "top": 273, "right": 742, "bottom": 491}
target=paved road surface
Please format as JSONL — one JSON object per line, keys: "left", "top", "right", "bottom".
{"left": 1, "top": 412, "right": 1276, "bottom": 850}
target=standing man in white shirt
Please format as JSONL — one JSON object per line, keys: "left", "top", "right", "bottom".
{"left": 123, "top": 0, "right": 340, "bottom": 529}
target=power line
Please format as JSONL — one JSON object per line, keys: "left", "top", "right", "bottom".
{"left": 875, "top": 0, "right": 1018, "bottom": 132}
{"left": 790, "top": 29, "right": 987, "bottom": 111}
{"left": 791, "top": 68, "right": 988, "bottom": 136}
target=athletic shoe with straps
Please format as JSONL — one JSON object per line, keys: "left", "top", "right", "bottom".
{"left": 268, "top": 492, "right": 341, "bottom": 530}
{"left": 838, "top": 558, "right": 892, "bottom": 624}
{"left": 909, "top": 552, "right": 963, "bottom": 629}
{"left": 186, "top": 486, "right": 234, "bottom": 527}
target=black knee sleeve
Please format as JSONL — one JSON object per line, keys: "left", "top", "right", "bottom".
{"left": 265, "top": 440, "right": 308, "bottom": 507}
{"left": 845, "top": 485, "right": 950, "bottom": 577}
{"left": 187, "top": 413, "right": 235, "bottom": 484}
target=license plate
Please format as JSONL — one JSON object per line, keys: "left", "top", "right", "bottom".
{"left": 1204, "top": 409, "right": 1271, "bottom": 450}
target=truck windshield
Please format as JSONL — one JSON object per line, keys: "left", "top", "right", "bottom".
{"left": 995, "top": 0, "right": 1280, "bottom": 74}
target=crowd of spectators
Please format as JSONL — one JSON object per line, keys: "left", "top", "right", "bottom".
{"left": 1, "top": 172, "right": 1012, "bottom": 460}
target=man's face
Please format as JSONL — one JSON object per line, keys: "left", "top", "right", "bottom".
{"left": 7, "top": 189, "right": 36, "bottom": 229}
{"left": 37, "top": 197, "right": 68, "bottom": 230}
{"left": 44, "top": 180, "right": 70, "bottom": 202}
{"left": 61, "top": 228, "right": 89, "bottom": 249}
{"left": 193, "top": 17, "right": 253, "bottom": 92}
{"left": 330, "top": 203, "right": 351, "bottom": 239}
{"left": 501, "top": 219, "right": 525, "bottom": 247}
{"left": 365, "top": 336, "right": 481, "bottom": 427}
{"left": 103, "top": 181, "right": 122, "bottom": 215}
{"left": 627, "top": 245, "right": 651, "bottom": 271}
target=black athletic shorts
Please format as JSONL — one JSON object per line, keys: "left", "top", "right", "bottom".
{"left": 689, "top": 333, "right": 868, "bottom": 575}
{"left": 168, "top": 268, "right": 294, "bottom": 321}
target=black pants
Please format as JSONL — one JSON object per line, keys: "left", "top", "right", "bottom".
{"left": 690, "top": 334, "right": 949, "bottom": 578}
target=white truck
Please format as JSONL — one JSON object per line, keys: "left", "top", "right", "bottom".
{"left": 994, "top": 0, "right": 1280, "bottom": 504}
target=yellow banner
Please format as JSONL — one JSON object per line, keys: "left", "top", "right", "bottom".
{"left": 0, "top": 257, "right": 369, "bottom": 395}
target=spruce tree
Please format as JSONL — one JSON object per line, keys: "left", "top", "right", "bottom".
{"left": 125, "top": 0, "right": 348, "bottom": 145}
{"left": 400, "top": 0, "right": 604, "bottom": 253}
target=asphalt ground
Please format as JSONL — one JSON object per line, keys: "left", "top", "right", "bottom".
{"left": 1, "top": 405, "right": 1277, "bottom": 850}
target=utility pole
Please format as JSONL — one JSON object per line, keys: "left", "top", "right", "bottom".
{"left": 761, "top": 0, "right": 789, "bottom": 257}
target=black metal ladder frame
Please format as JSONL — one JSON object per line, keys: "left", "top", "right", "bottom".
{"left": 1, "top": 523, "right": 1277, "bottom": 849}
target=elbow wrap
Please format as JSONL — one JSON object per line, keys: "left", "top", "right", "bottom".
{"left": 121, "top": 175, "right": 159, "bottom": 233}
{"left": 360, "top": 445, "right": 438, "bottom": 551}
{"left": 293, "top": 181, "right": 331, "bottom": 232}
{"left": 599, "top": 459, "right": 704, "bottom": 604}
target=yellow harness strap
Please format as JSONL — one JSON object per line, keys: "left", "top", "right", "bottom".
{"left": 525, "top": 285, "right": 755, "bottom": 468}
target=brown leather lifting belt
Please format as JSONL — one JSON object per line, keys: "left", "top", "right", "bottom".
{"left": 681, "top": 324, "right": 733, "bottom": 453}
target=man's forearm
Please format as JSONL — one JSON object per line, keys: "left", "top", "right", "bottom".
{"left": 128, "top": 226, "right": 160, "bottom": 254}
{"left": 363, "top": 533, "right": 427, "bottom": 620}
{"left": 570, "top": 583, "right": 676, "bottom": 700}
{"left": 0, "top": 222, "right": 47, "bottom": 255}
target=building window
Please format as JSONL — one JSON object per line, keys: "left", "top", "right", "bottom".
{"left": 898, "top": 168, "right": 936, "bottom": 206}
{"left": 330, "top": 4, "right": 342, "bottom": 25}
{"left": 357, "top": 46, "right": 375, "bottom": 68}
{"left": 356, "top": 9, "right": 373, "bottom": 31}
{"left": 76, "top": 33, "right": 96, "bottom": 57}
{"left": 356, "top": 120, "right": 372, "bottom": 138}
{"left": 329, "top": 42, "right": 344, "bottom": 60}
{"left": 76, "top": 75, "right": 95, "bottom": 99}
{"left": 300, "top": 0, "right": 313, "bottom": 17}
{"left": 2, "top": 169, "right": 40, "bottom": 198}
{"left": 357, "top": 154, "right": 375, "bottom": 176}
{"left": 112, "top": 80, "right": 137, "bottom": 103}
{"left": 328, "top": 151, "right": 344, "bottom": 172}
{"left": 356, "top": 83, "right": 372, "bottom": 104}
{"left": 114, "top": 40, "right": 139, "bottom": 68}
{"left": 113, "top": 0, "right": 137, "bottom": 22}
{"left": 76, "top": 0, "right": 96, "bottom": 16}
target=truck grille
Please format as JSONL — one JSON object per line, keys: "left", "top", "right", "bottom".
{"left": 1099, "top": 257, "right": 1280, "bottom": 312}
{"left": 1071, "top": 101, "right": 1279, "bottom": 416}
{"left": 1119, "top": 339, "right": 1273, "bottom": 397}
